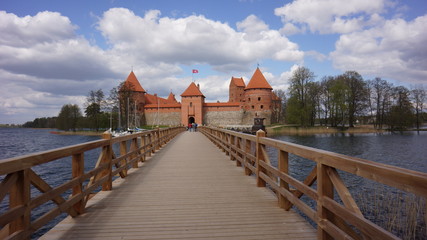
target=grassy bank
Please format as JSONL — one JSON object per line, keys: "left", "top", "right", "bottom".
{"left": 267, "top": 125, "right": 386, "bottom": 135}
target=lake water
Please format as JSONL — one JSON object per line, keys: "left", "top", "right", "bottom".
{"left": 269, "top": 131, "right": 427, "bottom": 173}
{"left": 0, "top": 128, "right": 426, "bottom": 239}
{"left": 268, "top": 131, "right": 427, "bottom": 239}
{"left": 0, "top": 128, "right": 100, "bottom": 239}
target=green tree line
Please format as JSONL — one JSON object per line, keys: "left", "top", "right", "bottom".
{"left": 280, "top": 66, "right": 426, "bottom": 130}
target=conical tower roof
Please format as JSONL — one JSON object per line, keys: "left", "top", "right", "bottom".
{"left": 123, "top": 71, "right": 146, "bottom": 92}
{"left": 181, "top": 82, "right": 205, "bottom": 97}
{"left": 245, "top": 68, "right": 272, "bottom": 90}
{"left": 167, "top": 92, "right": 178, "bottom": 103}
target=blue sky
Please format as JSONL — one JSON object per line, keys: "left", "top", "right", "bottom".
{"left": 1, "top": 0, "right": 426, "bottom": 123}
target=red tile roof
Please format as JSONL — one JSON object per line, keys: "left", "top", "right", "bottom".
{"left": 245, "top": 68, "right": 272, "bottom": 90}
{"left": 231, "top": 77, "right": 245, "bottom": 87}
{"left": 167, "top": 92, "right": 178, "bottom": 103}
{"left": 145, "top": 93, "right": 169, "bottom": 105}
{"left": 123, "top": 71, "right": 146, "bottom": 92}
{"left": 181, "top": 82, "right": 205, "bottom": 97}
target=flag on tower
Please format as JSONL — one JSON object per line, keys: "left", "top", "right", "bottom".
{"left": 192, "top": 69, "right": 199, "bottom": 73}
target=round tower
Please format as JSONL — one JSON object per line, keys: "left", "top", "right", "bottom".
{"left": 243, "top": 68, "right": 273, "bottom": 125}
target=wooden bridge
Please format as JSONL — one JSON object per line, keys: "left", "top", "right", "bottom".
{"left": 0, "top": 127, "right": 426, "bottom": 239}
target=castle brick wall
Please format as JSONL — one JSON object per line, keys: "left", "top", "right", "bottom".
{"left": 203, "top": 110, "right": 244, "bottom": 126}
{"left": 145, "top": 111, "right": 181, "bottom": 126}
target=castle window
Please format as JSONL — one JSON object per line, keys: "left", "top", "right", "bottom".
{"left": 260, "top": 105, "right": 264, "bottom": 109}
{"left": 190, "top": 102, "right": 193, "bottom": 107}
{"left": 258, "top": 97, "right": 261, "bottom": 101}
{"left": 251, "top": 105, "right": 254, "bottom": 109}
{"left": 248, "top": 98, "right": 251, "bottom": 102}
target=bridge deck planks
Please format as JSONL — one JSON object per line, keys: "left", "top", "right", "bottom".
{"left": 41, "top": 131, "right": 316, "bottom": 240}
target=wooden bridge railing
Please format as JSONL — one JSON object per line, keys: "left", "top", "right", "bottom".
{"left": 0, "top": 127, "right": 185, "bottom": 240}
{"left": 199, "top": 126, "right": 427, "bottom": 240}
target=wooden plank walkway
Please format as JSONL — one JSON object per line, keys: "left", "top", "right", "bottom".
{"left": 41, "top": 131, "right": 316, "bottom": 240}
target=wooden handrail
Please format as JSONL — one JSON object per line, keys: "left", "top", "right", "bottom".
{"left": 199, "top": 126, "right": 427, "bottom": 240}
{"left": 0, "top": 127, "right": 185, "bottom": 240}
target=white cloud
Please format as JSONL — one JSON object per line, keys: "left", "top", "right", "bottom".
{"left": 0, "top": 11, "right": 76, "bottom": 47}
{"left": 275, "top": 0, "right": 388, "bottom": 34}
{"left": 0, "top": 8, "right": 305, "bottom": 123}
{"left": 98, "top": 8, "right": 303, "bottom": 71}
{"left": 330, "top": 15, "right": 427, "bottom": 84}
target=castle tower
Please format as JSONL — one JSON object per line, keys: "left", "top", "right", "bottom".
{"left": 122, "top": 71, "right": 146, "bottom": 112}
{"left": 244, "top": 68, "right": 273, "bottom": 124}
{"left": 229, "top": 77, "right": 246, "bottom": 102}
{"left": 120, "top": 71, "right": 147, "bottom": 127}
{"left": 180, "top": 82, "right": 205, "bottom": 125}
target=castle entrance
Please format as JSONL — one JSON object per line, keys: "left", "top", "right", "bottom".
{"left": 188, "top": 117, "right": 195, "bottom": 124}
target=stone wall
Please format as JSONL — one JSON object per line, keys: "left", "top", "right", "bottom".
{"left": 145, "top": 112, "right": 182, "bottom": 126}
{"left": 202, "top": 109, "right": 272, "bottom": 126}
{"left": 203, "top": 110, "right": 244, "bottom": 126}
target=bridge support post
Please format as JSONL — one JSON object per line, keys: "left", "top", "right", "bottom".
{"left": 72, "top": 153, "right": 85, "bottom": 214}
{"left": 9, "top": 169, "right": 30, "bottom": 239}
{"left": 244, "top": 139, "right": 252, "bottom": 175}
{"left": 256, "top": 130, "right": 266, "bottom": 187}
{"left": 278, "top": 150, "right": 291, "bottom": 210}
{"left": 317, "top": 163, "right": 334, "bottom": 240}
{"left": 101, "top": 133, "right": 113, "bottom": 191}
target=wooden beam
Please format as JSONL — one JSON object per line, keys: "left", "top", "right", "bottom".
{"left": 9, "top": 170, "right": 30, "bottom": 239}
{"left": 72, "top": 153, "right": 85, "bottom": 215}
{"left": 256, "top": 130, "right": 266, "bottom": 187}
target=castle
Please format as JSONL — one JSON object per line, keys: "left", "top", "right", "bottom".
{"left": 121, "top": 68, "right": 281, "bottom": 127}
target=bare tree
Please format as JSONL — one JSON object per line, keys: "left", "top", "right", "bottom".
{"left": 411, "top": 86, "right": 426, "bottom": 130}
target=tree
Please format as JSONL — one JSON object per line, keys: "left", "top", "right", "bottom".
{"left": 319, "top": 76, "right": 334, "bottom": 126}
{"left": 306, "top": 82, "right": 321, "bottom": 126}
{"left": 386, "top": 86, "right": 414, "bottom": 130}
{"left": 341, "top": 71, "right": 368, "bottom": 127}
{"left": 56, "top": 104, "right": 82, "bottom": 131}
{"left": 286, "top": 66, "right": 315, "bottom": 126}
{"left": 329, "top": 77, "right": 348, "bottom": 127}
{"left": 370, "top": 77, "right": 393, "bottom": 129}
{"left": 85, "top": 89, "right": 104, "bottom": 131}
{"left": 273, "top": 89, "right": 286, "bottom": 123}
{"left": 411, "top": 86, "right": 426, "bottom": 130}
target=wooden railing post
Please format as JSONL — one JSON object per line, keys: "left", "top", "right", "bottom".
{"left": 317, "top": 163, "right": 334, "bottom": 240}
{"left": 278, "top": 150, "right": 291, "bottom": 210}
{"left": 141, "top": 134, "right": 146, "bottom": 162}
{"left": 101, "top": 133, "right": 113, "bottom": 191}
{"left": 9, "top": 169, "right": 30, "bottom": 238}
{"left": 244, "top": 139, "right": 252, "bottom": 175}
{"left": 236, "top": 137, "right": 242, "bottom": 167}
{"left": 229, "top": 135, "right": 235, "bottom": 159}
{"left": 156, "top": 128, "right": 161, "bottom": 150}
{"left": 130, "top": 137, "right": 139, "bottom": 168}
{"left": 72, "top": 153, "right": 85, "bottom": 214}
{"left": 256, "top": 130, "right": 266, "bottom": 187}
{"left": 119, "top": 140, "right": 128, "bottom": 177}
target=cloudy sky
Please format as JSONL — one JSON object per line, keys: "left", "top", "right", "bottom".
{"left": 1, "top": 0, "right": 426, "bottom": 124}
